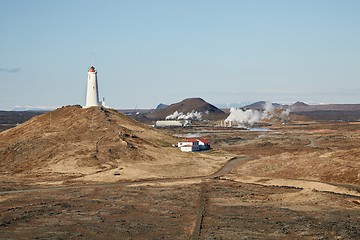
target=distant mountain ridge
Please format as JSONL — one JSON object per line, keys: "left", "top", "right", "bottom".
{"left": 228, "top": 101, "right": 360, "bottom": 121}
{"left": 243, "top": 101, "right": 283, "bottom": 110}
{"left": 214, "top": 102, "right": 253, "bottom": 109}
{"left": 291, "top": 103, "right": 360, "bottom": 112}
{"left": 240, "top": 101, "right": 360, "bottom": 111}
{"left": 291, "top": 101, "right": 309, "bottom": 107}
{"left": 155, "top": 103, "right": 168, "bottom": 110}
{"left": 12, "top": 106, "right": 56, "bottom": 111}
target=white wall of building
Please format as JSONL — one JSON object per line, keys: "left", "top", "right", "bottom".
{"left": 180, "top": 146, "right": 194, "bottom": 152}
{"left": 178, "top": 139, "right": 209, "bottom": 152}
{"left": 156, "top": 120, "right": 183, "bottom": 127}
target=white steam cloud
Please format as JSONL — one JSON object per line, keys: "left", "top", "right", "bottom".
{"left": 280, "top": 108, "right": 291, "bottom": 120}
{"left": 263, "top": 101, "right": 275, "bottom": 115}
{"left": 224, "top": 102, "right": 290, "bottom": 127}
{"left": 165, "top": 110, "right": 203, "bottom": 120}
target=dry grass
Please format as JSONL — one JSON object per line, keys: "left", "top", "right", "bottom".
{"left": 0, "top": 106, "right": 229, "bottom": 186}
{"left": 217, "top": 122, "right": 360, "bottom": 186}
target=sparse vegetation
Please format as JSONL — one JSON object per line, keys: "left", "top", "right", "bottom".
{"left": 0, "top": 106, "right": 359, "bottom": 239}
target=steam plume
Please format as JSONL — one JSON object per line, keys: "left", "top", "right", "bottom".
{"left": 165, "top": 110, "right": 203, "bottom": 120}
{"left": 224, "top": 102, "right": 290, "bottom": 127}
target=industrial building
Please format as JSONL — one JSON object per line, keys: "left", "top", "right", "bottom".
{"left": 155, "top": 120, "right": 191, "bottom": 128}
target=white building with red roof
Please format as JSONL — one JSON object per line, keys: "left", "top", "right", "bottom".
{"left": 177, "top": 138, "right": 210, "bottom": 152}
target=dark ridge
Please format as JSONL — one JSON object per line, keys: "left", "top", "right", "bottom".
{"left": 147, "top": 98, "right": 226, "bottom": 121}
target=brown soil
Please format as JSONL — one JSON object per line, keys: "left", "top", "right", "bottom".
{"left": 1, "top": 113, "right": 360, "bottom": 239}
{"left": 0, "top": 106, "right": 228, "bottom": 186}
{"left": 218, "top": 122, "right": 360, "bottom": 186}
{"left": 1, "top": 178, "right": 359, "bottom": 239}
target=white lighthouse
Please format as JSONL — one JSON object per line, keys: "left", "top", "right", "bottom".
{"left": 85, "top": 66, "right": 100, "bottom": 108}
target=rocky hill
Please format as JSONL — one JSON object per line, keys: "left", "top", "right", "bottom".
{"left": 291, "top": 101, "right": 309, "bottom": 108}
{"left": 147, "top": 98, "right": 226, "bottom": 121}
{"left": 0, "top": 106, "right": 225, "bottom": 184}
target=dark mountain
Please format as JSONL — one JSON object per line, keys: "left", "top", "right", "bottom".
{"left": 292, "top": 101, "right": 309, "bottom": 107}
{"left": 147, "top": 98, "right": 226, "bottom": 121}
{"left": 155, "top": 103, "right": 168, "bottom": 110}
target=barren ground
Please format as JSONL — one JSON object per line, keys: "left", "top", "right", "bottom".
{"left": 1, "top": 120, "right": 360, "bottom": 239}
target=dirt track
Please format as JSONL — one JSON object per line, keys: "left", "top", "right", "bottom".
{"left": 3, "top": 155, "right": 356, "bottom": 198}
{"left": 1, "top": 121, "right": 360, "bottom": 239}
{"left": 2, "top": 179, "right": 359, "bottom": 239}
{"left": 1, "top": 154, "right": 360, "bottom": 239}
{"left": 0, "top": 157, "right": 249, "bottom": 195}
{"left": 1, "top": 157, "right": 251, "bottom": 239}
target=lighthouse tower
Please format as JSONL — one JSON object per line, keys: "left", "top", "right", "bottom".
{"left": 85, "top": 66, "right": 100, "bottom": 108}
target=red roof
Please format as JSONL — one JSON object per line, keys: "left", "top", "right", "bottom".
{"left": 181, "top": 144, "right": 193, "bottom": 147}
{"left": 89, "top": 66, "right": 96, "bottom": 72}
{"left": 198, "top": 138, "right": 209, "bottom": 144}
{"left": 184, "top": 138, "right": 198, "bottom": 142}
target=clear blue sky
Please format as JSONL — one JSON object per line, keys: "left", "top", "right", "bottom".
{"left": 1, "top": 0, "right": 359, "bottom": 110}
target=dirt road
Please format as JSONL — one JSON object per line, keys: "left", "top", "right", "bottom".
{"left": 1, "top": 155, "right": 360, "bottom": 239}
{"left": 0, "top": 156, "right": 251, "bottom": 195}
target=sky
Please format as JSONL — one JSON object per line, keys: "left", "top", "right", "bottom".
{"left": 1, "top": 0, "right": 360, "bottom": 110}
